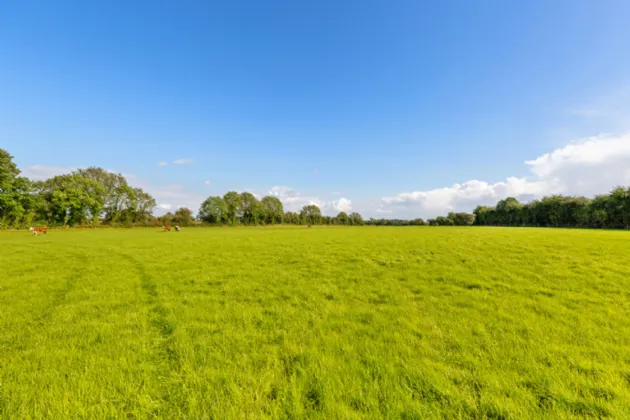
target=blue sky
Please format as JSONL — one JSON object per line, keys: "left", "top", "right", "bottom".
{"left": 2, "top": 1, "right": 630, "bottom": 217}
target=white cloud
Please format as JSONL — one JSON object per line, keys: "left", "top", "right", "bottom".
{"left": 158, "top": 204, "right": 172, "bottom": 210}
{"left": 157, "top": 162, "right": 168, "bottom": 167}
{"left": 204, "top": 180, "right": 211, "bottom": 185}
{"left": 173, "top": 158, "right": 193, "bottom": 164}
{"left": 525, "top": 134, "right": 630, "bottom": 177}
{"left": 330, "top": 197, "right": 352, "bottom": 213}
{"left": 380, "top": 133, "right": 630, "bottom": 218}
{"left": 20, "top": 165, "right": 76, "bottom": 180}
{"left": 268, "top": 186, "right": 352, "bottom": 215}
{"left": 268, "top": 186, "right": 306, "bottom": 212}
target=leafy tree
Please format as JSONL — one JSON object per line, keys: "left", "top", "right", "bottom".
{"left": 447, "top": 212, "right": 475, "bottom": 226}
{"left": 607, "top": 186, "right": 630, "bottom": 228}
{"left": 336, "top": 212, "right": 349, "bottom": 225}
{"left": 496, "top": 197, "right": 522, "bottom": 226}
{"left": 473, "top": 206, "right": 491, "bottom": 226}
{"left": 0, "top": 149, "right": 20, "bottom": 192}
{"left": 283, "top": 211, "right": 299, "bottom": 224}
{"left": 0, "top": 149, "right": 30, "bottom": 225}
{"left": 590, "top": 195, "right": 609, "bottom": 228}
{"left": 37, "top": 174, "right": 105, "bottom": 226}
{"left": 75, "top": 168, "right": 134, "bottom": 223}
{"left": 261, "top": 196, "right": 284, "bottom": 224}
{"left": 241, "top": 192, "right": 262, "bottom": 225}
{"left": 349, "top": 212, "right": 364, "bottom": 226}
{"left": 300, "top": 205, "right": 321, "bottom": 225}
{"left": 223, "top": 191, "right": 242, "bottom": 225}
{"left": 158, "top": 212, "right": 174, "bottom": 226}
{"left": 565, "top": 197, "right": 590, "bottom": 228}
{"left": 199, "top": 196, "right": 228, "bottom": 224}
{"left": 131, "top": 188, "right": 157, "bottom": 223}
{"left": 435, "top": 216, "right": 455, "bottom": 226}
{"left": 173, "top": 207, "right": 194, "bottom": 226}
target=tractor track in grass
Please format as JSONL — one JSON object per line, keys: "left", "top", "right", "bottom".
{"left": 114, "top": 250, "right": 182, "bottom": 412}
{"left": 2, "top": 243, "right": 90, "bottom": 325}
{"left": 36, "top": 247, "right": 90, "bottom": 325}
{"left": 0, "top": 245, "right": 90, "bottom": 395}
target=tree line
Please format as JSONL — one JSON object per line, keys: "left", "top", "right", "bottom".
{"left": 3, "top": 148, "right": 630, "bottom": 229}
{"left": 0, "top": 148, "right": 365, "bottom": 228}
{"left": 472, "top": 189, "right": 630, "bottom": 228}
{"left": 365, "top": 212, "right": 475, "bottom": 226}
{"left": 369, "top": 189, "right": 630, "bottom": 229}
{"left": 1, "top": 149, "right": 159, "bottom": 228}
{"left": 196, "top": 194, "right": 365, "bottom": 226}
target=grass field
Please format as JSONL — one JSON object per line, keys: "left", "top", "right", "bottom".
{"left": 1, "top": 227, "right": 629, "bottom": 418}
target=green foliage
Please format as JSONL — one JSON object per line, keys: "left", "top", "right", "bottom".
{"left": 336, "top": 212, "right": 349, "bottom": 225}
{"left": 0, "top": 148, "right": 20, "bottom": 191}
{"left": 0, "top": 149, "right": 35, "bottom": 227}
{"left": 0, "top": 153, "right": 156, "bottom": 228}
{"left": 261, "top": 196, "right": 283, "bottom": 224}
{"left": 300, "top": 204, "right": 321, "bottom": 225}
{"left": 37, "top": 173, "right": 106, "bottom": 226}
{"left": 74, "top": 167, "right": 145, "bottom": 223}
{"left": 367, "top": 218, "right": 426, "bottom": 226}
{"left": 6, "top": 145, "right": 630, "bottom": 231}
{"left": 241, "top": 192, "right": 262, "bottom": 225}
{"left": 198, "top": 196, "right": 228, "bottom": 224}
{"left": 223, "top": 191, "right": 242, "bottom": 225}
{"left": 172, "top": 207, "right": 194, "bottom": 226}
{"left": 1, "top": 227, "right": 629, "bottom": 417}
{"left": 474, "top": 188, "right": 630, "bottom": 229}
{"left": 435, "top": 216, "right": 454, "bottom": 226}
{"left": 283, "top": 211, "right": 300, "bottom": 225}
{"left": 349, "top": 212, "right": 364, "bottom": 226}
{"left": 447, "top": 212, "right": 475, "bottom": 226}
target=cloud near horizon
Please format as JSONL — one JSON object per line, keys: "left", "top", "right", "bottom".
{"left": 380, "top": 133, "right": 630, "bottom": 218}
{"left": 268, "top": 186, "right": 352, "bottom": 215}
{"left": 18, "top": 133, "right": 630, "bottom": 219}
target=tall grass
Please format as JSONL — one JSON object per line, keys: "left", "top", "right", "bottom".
{"left": 0, "top": 227, "right": 629, "bottom": 418}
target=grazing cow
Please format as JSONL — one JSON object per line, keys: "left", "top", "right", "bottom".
{"left": 163, "top": 225, "right": 171, "bottom": 232}
{"left": 174, "top": 225, "right": 180, "bottom": 232}
{"left": 29, "top": 227, "right": 47, "bottom": 236}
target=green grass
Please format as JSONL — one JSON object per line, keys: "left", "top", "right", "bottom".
{"left": 1, "top": 226, "right": 629, "bottom": 419}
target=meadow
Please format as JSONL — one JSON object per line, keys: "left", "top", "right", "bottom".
{"left": 0, "top": 226, "right": 629, "bottom": 419}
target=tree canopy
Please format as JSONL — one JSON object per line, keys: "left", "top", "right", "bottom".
{"left": 0, "top": 148, "right": 156, "bottom": 227}
{"left": 4, "top": 147, "right": 630, "bottom": 231}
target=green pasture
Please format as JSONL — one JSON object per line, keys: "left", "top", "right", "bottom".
{"left": 0, "top": 227, "right": 629, "bottom": 418}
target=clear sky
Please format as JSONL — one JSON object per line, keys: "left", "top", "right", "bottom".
{"left": 2, "top": 1, "right": 630, "bottom": 217}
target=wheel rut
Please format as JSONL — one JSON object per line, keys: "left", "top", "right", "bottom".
{"left": 114, "top": 250, "right": 183, "bottom": 412}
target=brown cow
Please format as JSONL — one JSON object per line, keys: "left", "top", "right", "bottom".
{"left": 29, "top": 227, "right": 47, "bottom": 236}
